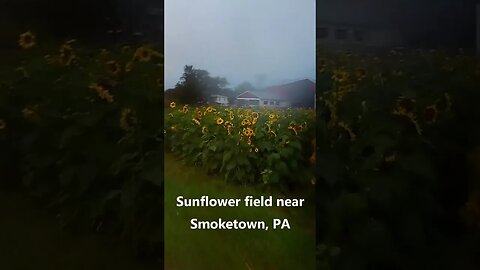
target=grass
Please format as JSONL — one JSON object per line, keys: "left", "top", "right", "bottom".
{"left": 164, "top": 153, "right": 315, "bottom": 270}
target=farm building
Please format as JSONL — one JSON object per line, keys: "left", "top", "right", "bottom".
{"left": 236, "top": 91, "right": 290, "bottom": 108}
{"left": 236, "top": 79, "right": 315, "bottom": 109}
{"left": 209, "top": 94, "right": 229, "bottom": 106}
{"left": 318, "top": 0, "right": 479, "bottom": 52}
{"left": 316, "top": 0, "right": 402, "bottom": 50}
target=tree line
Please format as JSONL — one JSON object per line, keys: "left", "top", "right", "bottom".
{"left": 165, "top": 65, "right": 257, "bottom": 105}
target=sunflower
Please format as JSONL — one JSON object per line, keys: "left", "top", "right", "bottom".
{"left": 332, "top": 69, "right": 348, "bottom": 83}
{"left": 229, "top": 111, "right": 235, "bottom": 120}
{"left": 196, "top": 110, "right": 203, "bottom": 117}
{"left": 19, "top": 31, "right": 36, "bottom": 49}
{"left": 254, "top": 147, "right": 259, "bottom": 153}
{"left": 338, "top": 121, "right": 356, "bottom": 141}
{"left": 223, "top": 121, "right": 234, "bottom": 135}
{"left": 356, "top": 68, "right": 367, "bottom": 81}
{"left": 423, "top": 105, "right": 438, "bottom": 124}
{"left": 134, "top": 47, "right": 152, "bottom": 62}
{"left": 181, "top": 105, "right": 188, "bottom": 113}
{"left": 0, "top": 119, "right": 6, "bottom": 130}
{"left": 394, "top": 97, "right": 416, "bottom": 118}
{"left": 206, "top": 107, "right": 215, "bottom": 113}
{"left": 100, "top": 89, "right": 114, "bottom": 103}
{"left": 120, "top": 108, "right": 137, "bottom": 131}
{"left": 241, "top": 119, "right": 251, "bottom": 126}
{"left": 202, "top": 126, "right": 208, "bottom": 134}
{"left": 288, "top": 124, "right": 298, "bottom": 135}
{"left": 169, "top": 102, "right": 176, "bottom": 109}
{"left": 301, "top": 121, "right": 308, "bottom": 129}
{"left": 252, "top": 112, "right": 259, "bottom": 119}
{"left": 59, "top": 44, "right": 75, "bottom": 66}
{"left": 89, "top": 83, "right": 114, "bottom": 103}
{"left": 216, "top": 117, "right": 224, "bottom": 125}
{"left": 106, "top": 60, "right": 122, "bottom": 76}
{"left": 393, "top": 98, "right": 422, "bottom": 135}
{"left": 269, "top": 114, "right": 275, "bottom": 119}
{"left": 192, "top": 118, "right": 201, "bottom": 126}
{"left": 125, "top": 61, "right": 134, "bottom": 73}
{"left": 243, "top": 127, "right": 254, "bottom": 137}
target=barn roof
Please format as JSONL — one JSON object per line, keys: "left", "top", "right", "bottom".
{"left": 236, "top": 91, "right": 285, "bottom": 100}
{"left": 265, "top": 79, "right": 315, "bottom": 105}
{"left": 236, "top": 91, "right": 259, "bottom": 99}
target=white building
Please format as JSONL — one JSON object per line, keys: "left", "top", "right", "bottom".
{"left": 236, "top": 79, "right": 315, "bottom": 109}
{"left": 236, "top": 91, "right": 290, "bottom": 108}
{"left": 210, "top": 94, "right": 229, "bottom": 106}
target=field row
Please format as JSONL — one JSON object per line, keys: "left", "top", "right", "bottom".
{"left": 164, "top": 104, "right": 315, "bottom": 188}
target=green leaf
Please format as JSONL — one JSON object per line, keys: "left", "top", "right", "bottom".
{"left": 275, "top": 162, "right": 288, "bottom": 175}
{"left": 290, "top": 140, "right": 302, "bottom": 150}
{"left": 223, "top": 151, "right": 233, "bottom": 163}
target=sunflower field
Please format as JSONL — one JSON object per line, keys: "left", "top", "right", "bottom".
{"left": 0, "top": 32, "right": 164, "bottom": 261}
{"left": 315, "top": 46, "right": 480, "bottom": 269}
{"left": 164, "top": 103, "right": 316, "bottom": 190}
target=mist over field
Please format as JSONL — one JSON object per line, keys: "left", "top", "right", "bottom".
{"left": 165, "top": 0, "right": 315, "bottom": 90}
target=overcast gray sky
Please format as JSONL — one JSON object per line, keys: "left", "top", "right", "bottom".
{"left": 165, "top": 0, "right": 315, "bottom": 90}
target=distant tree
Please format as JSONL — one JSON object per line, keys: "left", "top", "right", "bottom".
{"left": 234, "top": 81, "right": 256, "bottom": 94}
{"left": 173, "top": 65, "right": 229, "bottom": 104}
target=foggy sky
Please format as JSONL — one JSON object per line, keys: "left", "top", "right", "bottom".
{"left": 165, "top": 0, "right": 315, "bottom": 90}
